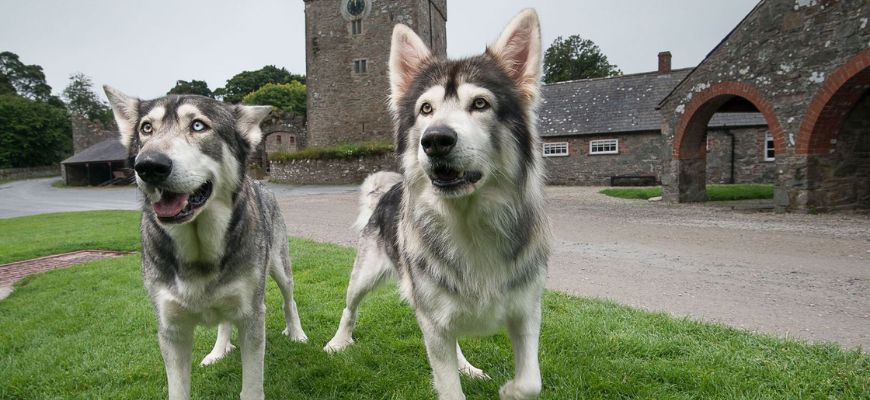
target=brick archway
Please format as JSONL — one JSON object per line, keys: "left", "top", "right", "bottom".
{"left": 673, "top": 82, "right": 786, "bottom": 160}
{"left": 796, "top": 48, "right": 870, "bottom": 155}
{"left": 668, "top": 81, "right": 786, "bottom": 203}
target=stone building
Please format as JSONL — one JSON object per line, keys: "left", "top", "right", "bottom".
{"left": 659, "top": 0, "right": 870, "bottom": 211}
{"left": 540, "top": 55, "right": 772, "bottom": 186}
{"left": 303, "top": 0, "right": 446, "bottom": 147}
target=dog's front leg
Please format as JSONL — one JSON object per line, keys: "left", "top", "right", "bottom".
{"left": 237, "top": 310, "right": 266, "bottom": 400}
{"left": 157, "top": 322, "right": 195, "bottom": 400}
{"left": 418, "top": 315, "right": 465, "bottom": 400}
{"left": 500, "top": 298, "right": 543, "bottom": 400}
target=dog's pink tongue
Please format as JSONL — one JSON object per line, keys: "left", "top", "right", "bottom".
{"left": 153, "top": 192, "right": 189, "bottom": 218}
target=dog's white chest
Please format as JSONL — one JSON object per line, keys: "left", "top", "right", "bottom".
{"left": 154, "top": 275, "right": 257, "bottom": 326}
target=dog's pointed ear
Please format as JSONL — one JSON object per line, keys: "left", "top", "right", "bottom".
{"left": 103, "top": 85, "right": 140, "bottom": 148}
{"left": 488, "top": 9, "right": 543, "bottom": 104}
{"left": 234, "top": 105, "right": 272, "bottom": 148}
{"left": 389, "top": 24, "right": 432, "bottom": 113}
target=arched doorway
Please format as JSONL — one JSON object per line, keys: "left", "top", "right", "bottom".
{"left": 796, "top": 49, "right": 870, "bottom": 211}
{"left": 670, "top": 82, "right": 786, "bottom": 202}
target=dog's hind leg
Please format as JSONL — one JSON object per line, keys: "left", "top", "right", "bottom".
{"left": 457, "top": 342, "right": 490, "bottom": 380}
{"left": 270, "top": 241, "right": 307, "bottom": 343}
{"left": 324, "top": 238, "right": 393, "bottom": 353}
{"left": 200, "top": 321, "right": 236, "bottom": 366}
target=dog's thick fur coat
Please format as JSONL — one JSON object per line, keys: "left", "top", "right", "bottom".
{"left": 105, "top": 88, "right": 307, "bottom": 400}
{"left": 325, "top": 9, "right": 551, "bottom": 400}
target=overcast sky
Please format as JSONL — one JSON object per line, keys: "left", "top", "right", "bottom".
{"left": 0, "top": 0, "right": 758, "bottom": 100}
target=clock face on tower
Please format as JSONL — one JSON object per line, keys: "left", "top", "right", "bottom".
{"left": 341, "top": 0, "right": 369, "bottom": 20}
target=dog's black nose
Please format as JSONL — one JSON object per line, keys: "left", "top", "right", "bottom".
{"left": 421, "top": 126, "right": 457, "bottom": 158}
{"left": 134, "top": 153, "right": 173, "bottom": 184}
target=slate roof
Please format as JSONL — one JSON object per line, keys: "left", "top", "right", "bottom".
{"left": 539, "top": 69, "right": 767, "bottom": 138}
{"left": 61, "top": 137, "right": 128, "bottom": 165}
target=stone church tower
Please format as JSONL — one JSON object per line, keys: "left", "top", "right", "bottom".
{"left": 303, "top": 0, "right": 447, "bottom": 147}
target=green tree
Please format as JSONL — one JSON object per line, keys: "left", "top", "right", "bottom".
{"left": 215, "top": 66, "right": 304, "bottom": 103}
{"left": 0, "top": 51, "right": 54, "bottom": 101}
{"left": 167, "top": 79, "right": 213, "bottom": 97}
{"left": 0, "top": 94, "right": 72, "bottom": 168}
{"left": 241, "top": 82, "right": 306, "bottom": 116}
{"left": 0, "top": 74, "right": 15, "bottom": 96}
{"left": 543, "top": 35, "right": 621, "bottom": 83}
{"left": 62, "top": 73, "right": 112, "bottom": 124}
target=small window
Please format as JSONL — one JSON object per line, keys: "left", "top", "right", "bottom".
{"left": 543, "top": 142, "right": 569, "bottom": 157}
{"left": 764, "top": 133, "right": 775, "bottom": 161}
{"left": 351, "top": 20, "right": 363, "bottom": 35}
{"left": 276, "top": 135, "right": 282, "bottom": 144}
{"left": 288, "top": 135, "right": 296, "bottom": 145}
{"left": 589, "top": 138, "right": 618, "bottom": 155}
{"left": 353, "top": 59, "right": 368, "bottom": 74}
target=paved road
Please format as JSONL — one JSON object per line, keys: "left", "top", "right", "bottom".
{"left": 3, "top": 178, "right": 868, "bottom": 350}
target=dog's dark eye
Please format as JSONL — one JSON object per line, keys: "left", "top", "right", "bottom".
{"left": 472, "top": 98, "right": 490, "bottom": 111}
{"left": 140, "top": 122, "right": 153, "bottom": 134}
{"left": 420, "top": 103, "right": 433, "bottom": 115}
{"left": 191, "top": 120, "right": 208, "bottom": 132}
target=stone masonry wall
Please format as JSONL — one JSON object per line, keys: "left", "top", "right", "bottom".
{"left": 658, "top": 0, "right": 870, "bottom": 209}
{"left": 0, "top": 165, "right": 60, "bottom": 181}
{"left": 304, "top": 0, "right": 447, "bottom": 148}
{"left": 269, "top": 153, "right": 398, "bottom": 185}
{"left": 544, "top": 128, "right": 774, "bottom": 186}
{"left": 71, "top": 115, "right": 117, "bottom": 153}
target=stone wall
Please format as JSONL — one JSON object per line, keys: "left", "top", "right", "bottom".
{"left": 706, "top": 127, "right": 777, "bottom": 184}
{"left": 71, "top": 115, "right": 117, "bottom": 153}
{"left": 304, "top": 0, "right": 446, "bottom": 147}
{"left": 0, "top": 165, "right": 60, "bottom": 181}
{"left": 543, "top": 127, "right": 774, "bottom": 186}
{"left": 658, "top": 0, "right": 870, "bottom": 209}
{"left": 269, "top": 153, "right": 398, "bottom": 185}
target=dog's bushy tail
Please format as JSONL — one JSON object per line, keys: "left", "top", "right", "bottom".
{"left": 354, "top": 171, "right": 403, "bottom": 233}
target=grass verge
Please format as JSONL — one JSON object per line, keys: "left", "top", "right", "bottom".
{"left": 270, "top": 141, "right": 394, "bottom": 162}
{"left": 600, "top": 184, "right": 775, "bottom": 201}
{"left": 0, "top": 211, "right": 867, "bottom": 399}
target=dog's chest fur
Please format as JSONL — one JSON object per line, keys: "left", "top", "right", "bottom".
{"left": 389, "top": 184, "right": 548, "bottom": 334}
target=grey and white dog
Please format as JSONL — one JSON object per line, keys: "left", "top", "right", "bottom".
{"left": 104, "top": 87, "right": 308, "bottom": 400}
{"left": 324, "top": 9, "right": 551, "bottom": 400}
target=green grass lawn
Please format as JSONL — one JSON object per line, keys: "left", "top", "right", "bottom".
{"left": 600, "top": 184, "right": 775, "bottom": 201}
{"left": 0, "top": 211, "right": 868, "bottom": 399}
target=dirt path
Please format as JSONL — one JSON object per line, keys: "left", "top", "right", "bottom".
{"left": 277, "top": 186, "right": 870, "bottom": 350}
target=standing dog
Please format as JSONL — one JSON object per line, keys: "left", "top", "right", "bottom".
{"left": 324, "top": 9, "right": 550, "bottom": 400}
{"left": 104, "top": 87, "right": 308, "bottom": 400}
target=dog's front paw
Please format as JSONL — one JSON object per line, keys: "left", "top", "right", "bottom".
{"left": 282, "top": 327, "right": 309, "bottom": 343}
{"left": 323, "top": 336, "right": 354, "bottom": 353}
{"left": 459, "top": 364, "right": 490, "bottom": 380}
{"left": 499, "top": 380, "right": 541, "bottom": 400}
{"left": 199, "top": 342, "right": 236, "bottom": 367}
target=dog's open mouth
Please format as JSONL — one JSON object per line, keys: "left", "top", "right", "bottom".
{"left": 152, "top": 181, "right": 213, "bottom": 223}
{"left": 429, "top": 165, "right": 483, "bottom": 190}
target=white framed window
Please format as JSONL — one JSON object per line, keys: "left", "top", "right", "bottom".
{"left": 353, "top": 59, "right": 368, "bottom": 74}
{"left": 351, "top": 19, "right": 363, "bottom": 35}
{"left": 542, "top": 142, "right": 569, "bottom": 157}
{"left": 589, "top": 138, "right": 619, "bottom": 155}
{"left": 764, "top": 132, "right": 775, "bottom": 161}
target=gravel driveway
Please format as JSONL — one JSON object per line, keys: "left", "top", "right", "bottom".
{"left": 279, "top": 186, "right": 870, "bottom": 351}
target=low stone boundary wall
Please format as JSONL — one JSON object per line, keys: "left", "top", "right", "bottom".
{"left": 269, "top": 154, "right": 398, "bottom": 185}
{"left": 0, "top": 165, "right": 60, "bottom": 182}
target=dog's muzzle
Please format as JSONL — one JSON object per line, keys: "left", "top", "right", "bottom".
{"left": 135, "top": 152, "right": 173, "bottom": 185}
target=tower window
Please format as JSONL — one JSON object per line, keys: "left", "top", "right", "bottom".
{"left": 352, "top": 20, "right": 363, "bottom": 35}
{"left": 276, "top": 135, "right": 282, "bottom": 144}
{"left": 354, "top": 59, "right": 368, "bottom": 74}
{"left": 764, "top": 132, "right": 775, "bottom": 161}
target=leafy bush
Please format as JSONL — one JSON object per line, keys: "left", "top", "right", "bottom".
{"left": 270, "top": 141, "right": 393, "bottom": 162}
{"left": 242, "top": 82, "right": 306, "bottom": 116}
{"left": 600, "top": 184, "right": 775, "bottom": 201}
{"left": 0, "top": 94, "right": 71, "bottom": 168}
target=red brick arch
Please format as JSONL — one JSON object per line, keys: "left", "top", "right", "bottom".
{"left": 673, "top": 81, "right": 786, "bottom": 160}
{"left": 796, "top": 48, "right": 870, "bottom": 155}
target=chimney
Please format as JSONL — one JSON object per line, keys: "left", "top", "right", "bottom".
{"left": 658, "top": 51, "right": 672, "bottom": 74}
